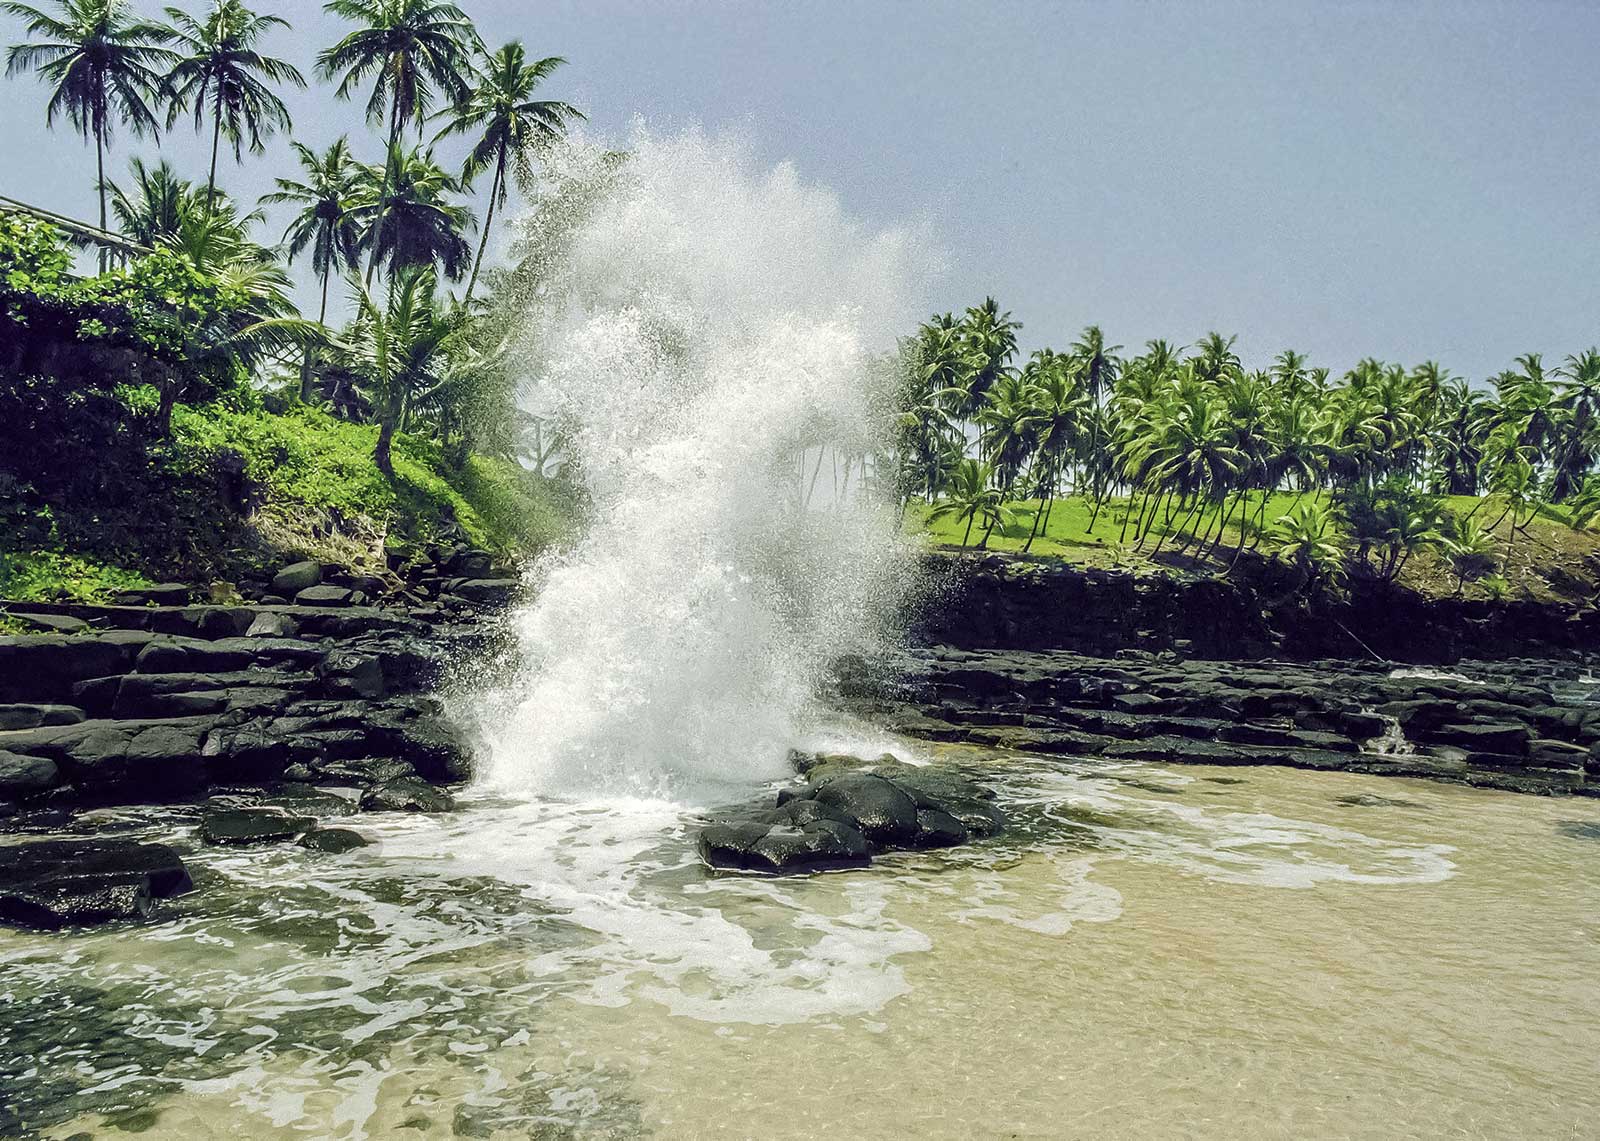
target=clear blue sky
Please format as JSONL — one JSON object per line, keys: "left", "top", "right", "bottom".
{"left": 3, "top": 0, "right": 1598, "bottom": 378}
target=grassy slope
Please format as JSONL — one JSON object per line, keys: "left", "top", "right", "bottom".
{"left": 908, "top": 492, "right": 1600, "bottom": 603}
{"left": 1, "top": 402, "right": 574, "bottom": 603}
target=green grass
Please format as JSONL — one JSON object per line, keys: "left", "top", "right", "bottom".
{"left": 908, "top": 491, "right": 1312, "bottom": 567}
{"left": 908, "top": 490, "right": 1600, "bottom": 602}
{"left": 0, "top": 549, "right": 151, "bottom": 605}
{"left": 168, "top": 402, "right": 572, "bottom": 558}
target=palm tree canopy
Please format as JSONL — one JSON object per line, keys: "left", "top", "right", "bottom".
{"left": 318, "top": 0, "right": 479, "bottom": 130}
{"left": 260, "top": 137, "right": 366, "bottom": 279}
{"left": 162, "top": 0, "right": 304, "bottom": 158}
{"left": 353, "top": 143, "right": 475, "bottom": 279}
{"left": 435, "top": 41, "right": 584, "bottom": 197}
{"left": 108, "top": 155, "right": 264, "bottom": 262}
{"left": 3, "top": 0, "right": 172, "bottom": 142}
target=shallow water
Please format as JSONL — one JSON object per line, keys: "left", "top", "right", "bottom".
{"left": 3, "top": 752, "right": 1598, "bottom": 1139}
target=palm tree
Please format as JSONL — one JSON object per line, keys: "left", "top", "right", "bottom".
{"left": 318, "top": 0, "right": 480, "bottom": 282}
{"left": 928, "top": 458, "right": 1011, "bottom": 548}
{"left": 107, "top": 154, "right": 187, "bottom": 245}
{"left": 1553, "top": 348, "right": 1600, "bottom": 500}
{"left": 260, "top": 137, "right": 366, "bottom": 397}
{"left": 949, "top": 298, "right": 1019, "bottom": 424}
{"left": 161, "top": 0, "right": 304, "bottom": 214}
{"left": 434, "top": 41, "right": 582, "bottom": 302}
{"left": 1070, "top": 324, "right": 1121, "bottom": 527}
{"left": 345, "top": 264, "right": 462, "bottom": 475}
{"left": 1439, "top": 513, "right": 1499, "bottom": 593}
{"left": 3, "top": 0, "right": 173, "bottom": 268}
{"left": 352, "top": 143, "right": 474, "bottom": 280}
{"left": 260, "top": 138, "right": 366, "bottom": 400}
{"left": 1268, "top": 500, "right": 1346, "bottom": 595}
{"left": 108, "top": 155, "right": 268, "bottom": 271}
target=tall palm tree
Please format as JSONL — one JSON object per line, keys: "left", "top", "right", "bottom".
{"left": 345, "top": 265, "right": 462, "bottom": 475}
{"left": 352, "top": 143, "right": 474, "bottom": 281}
{"left": 950, "top": 297, "right": 1019, "bottom": 424}
{"left": 318, "top": 0, "right": 480, "bottom": 282}
{"left": 3, "top": 0, "right": 173, "bottom": 268}
{"left": 161, "top": 0, "right": 304, "bottom": 214}
{"left": 435, "top": 41, "right": 583, "bottom": 302}
{"left": 1070, "top": 324, "right": 1121, "bottom": 527}
{"left": 260, "top": 138, "right": 366, "bottom": 400}
{"left": 261, "top": 138, "right": 365, "bottom": 328}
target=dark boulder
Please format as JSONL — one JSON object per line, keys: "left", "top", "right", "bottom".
{"left": 813, "top": 773, "right": 920, "bottom": 846}
{"left": 0, "top": 838, "right": 192, "bottom": 929}
{"left": 115, "top": 583, "right": 192, "bottom": 606}
{"left": 361, "top": 776, "right": 455, "bottom": 813}
{"left": 295, "top": 585, "right": 354, "bottom": 607}
{"left": 913, "top": 807, "right": 969, "bottom": 848}
{"left": 245, "top": 611, "right": 300, "bottom": 639}
{"left": 0, "top": 751, "right": 59, "bottom": 799}
{"left": 199, "top": 806, "right": 312, "bottom": 845}
{"left": 317, "top": 650, "right": 386, "bottom": 699}
{"left": 698, "top": 817, "right": 871, "bottom": 874}
{"left": 17, "top": 613, "right": 89, "bottom": 634}
{"left": 447, "top": 579, "right": 518, "bottom": 607}
{"left": 272, "top": 561, "right": 323, "bottom": 596}
{"left": 0, "top": 704, "right": 85, "bottom": 731}
{"left": 1427, "top": 722, "right": 1531, "bottom": 756}
{"left": 298, "top": 827, "right": 369, "bottom": 853}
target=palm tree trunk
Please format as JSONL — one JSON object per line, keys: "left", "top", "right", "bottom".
{"left": 961, "top": 513, "right": 975, "bottom": 547}
{"left": 95, "top": 127, "right": 107, "bottom": 274}
{"left": 1023, "top": 495, "right": 1050, "bottom": 553}
{"left": 365, "top": 99, "right": 404, "bottom": 286}
{"left": 463, "top": 150, "right": 504, "bottom": 304}
{"left": 1120, "top": 487, "right": 1145, "bottom": 544}
{"left": 205, "top": 92, "right": 223, "bottom": 217}
{"left": 802, "top": 447, "right": 825, "bottom": 510}
{"left": 374, "top": 389, "right": 401, "bottom": 477}
{"left": 300, "top": 269, "right": 331, "bottom": 403}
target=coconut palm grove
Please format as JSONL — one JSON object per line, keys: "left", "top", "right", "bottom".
{"left": 0, "top": 2, "right": 1597, "bottom": 1138}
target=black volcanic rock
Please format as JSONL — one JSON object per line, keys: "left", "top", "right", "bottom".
{"left": 0, "top": 838, "right": 192, "bottom": 929}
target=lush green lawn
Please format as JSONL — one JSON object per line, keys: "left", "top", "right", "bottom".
{"left": 907, "top": 491, "right": 1311, "bottom": 565}
{"left": 906, "top": 490, "right": 1598, "bottom": 602}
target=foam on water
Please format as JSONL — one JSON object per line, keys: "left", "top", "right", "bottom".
{"left": 470, "top": 127, "right": 931, "bottom": 803}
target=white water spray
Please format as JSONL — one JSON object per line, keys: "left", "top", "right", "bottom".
{"left": 473, "top": 128, "right": 934, "bottom": 802}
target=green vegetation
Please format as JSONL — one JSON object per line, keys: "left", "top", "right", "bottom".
{"left": 896, "top": 303, "right": 1600, "bottom": 601}
{"left": 0, "top": 0, "right": 584, "bottom": 597}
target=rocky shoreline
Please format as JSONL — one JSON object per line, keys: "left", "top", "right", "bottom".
{"left": 5, "top": 545, "right": 1597, "bottom": 919}
{"left": 840, "top": 646, "right": 1600, "bottom": 798}
{"left": 0, "top": 537, "right": 516, "bottom": 927}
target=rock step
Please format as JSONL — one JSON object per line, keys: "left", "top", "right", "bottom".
{"left": 0, "top": 602, "right": 424, "bottom": 641}
{"left": 0, "top": 838, "right": 193, "bottom": 929}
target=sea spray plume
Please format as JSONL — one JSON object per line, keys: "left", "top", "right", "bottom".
{"left": 473, "top": 127, "right": 935, "bottom": 802}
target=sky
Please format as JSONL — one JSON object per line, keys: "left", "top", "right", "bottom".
{"left": 3, "top": 0, "right": 1599, "bottom": 379}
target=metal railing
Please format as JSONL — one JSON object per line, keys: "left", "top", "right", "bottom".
{"left": 0, "top": 193, "right": 152, "bottom": 263}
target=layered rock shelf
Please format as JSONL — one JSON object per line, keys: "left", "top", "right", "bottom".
{"left": 845, "top": 647, "right": 1600, "bottom": 797}
{"left": 0, "top": 540, "right": 518, "bottom": 928}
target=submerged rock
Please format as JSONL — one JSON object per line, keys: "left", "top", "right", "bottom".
{"left": 360, "top": 776, "right": 455, "bottom": 813}
{"left": 0, "top": 838, "right": 192, "bottom": 929}
{"left": 297, "top": 827, "right": 369, "bottom": 853}
{"left": 199, "top": 806, "right": 312, "bottom": 846}
{"left": 699, "top": 754, "right": 1004, "bottom": 875}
